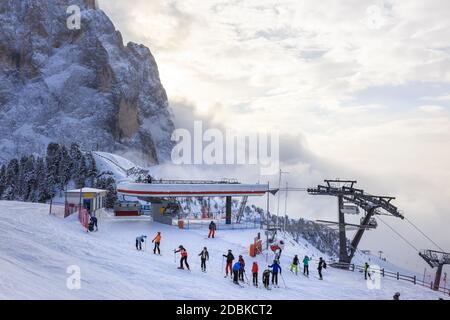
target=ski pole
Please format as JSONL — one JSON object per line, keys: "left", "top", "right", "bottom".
{"left": 243, "top": 270, "right": 251, "bottom": 286}
{"left": 174, "top": 250, "right": 176, "bottom": 263}
{"left": 221, "top": 256, "right": 224, "bottom": 273}
{"left": 280, "top": 272, "right": 287, "bottom": 289}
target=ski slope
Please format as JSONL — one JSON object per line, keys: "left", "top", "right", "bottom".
{"left": 0, "top": 201, "right": 445, "bottom": 300}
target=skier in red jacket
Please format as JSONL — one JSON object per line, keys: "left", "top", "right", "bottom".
{"left": 252, "top": 262, "right": 259, "bottom": 287}
{"left": 175, "top": 245, "right": 190, "bottom": 270}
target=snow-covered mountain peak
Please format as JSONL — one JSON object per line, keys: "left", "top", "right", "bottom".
{"left": 0, "top": 0, "right": 175, "bottom": 164}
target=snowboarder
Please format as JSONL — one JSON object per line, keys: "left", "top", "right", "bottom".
{"left": 136, "top": 235, "right": 146, "bottom": 251}
{"left": 232, "top": 261, "right": 241, "bottom": 284}
{"left": 89, "top": 215, "right": 98, "bottom": 231}
{"left": 303, "top": 255, "right": 310, "bottom": 276}
{"left": 290, "top": 255, "right": 299, "bottom": 275}
{"left": 208, "top": 221, "right": 217, "bottom": 238}
{"left": 364, "top": 262, "right": 371, "bottom": 280}
{"left": 262, "top": 268, "right": 271, "bottom": 289}
{"left": 175, "top": 245, "right": 190, "bottom": 270}
{"left": 317, "top": 257, "right": 326, "bottom": 280}
{"left": 393, "top": 292, "right": 400, "bottom": 300}
{"left": 252, "top": 262, "right": 259, "bottom": 286}
{"left": 238, "top": 255, "right": 246, "bottom": 282}
{"left": 223, "top": 249, "right": 235, "bottom": 277}
{"left": 152, "top": 232, "right": 161, "bottom": 255}
{"left": 268, "top": 260, "right": 282, "bottom": 287}
{"left": 198, "top": 247, "right": 209, "bottom": 272}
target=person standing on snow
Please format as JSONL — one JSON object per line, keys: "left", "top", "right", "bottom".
{"left": 268, "top": 260, "right": 282, "bottom": 286}
{"left": 290, "top": 255, "right": 299, "bottom": 275}
{"left": 238, "top": 255, "right": 246, "bottom": 282}
{"left": 317, "top": 257, "right": 326, "bottom": 280}
{"left": 136, "top": 235, "right": 146, "bottom": 251}
{"left": 223, "top": 249, "right": 235, "bottom": 277}
{"left": 252, "top": 262, "right": 259, "bottom": 287}
{"left": 262, "top": 268, "right": 271, "bottom": 289}
{"left": 364, "top": 262, "right": 371, "bottom": 280}
{"left": 198, "top": 247, "right": 209, "bottom": 272}
{"left": 152, "top": 232, "right": 161, "bottom": 255}
{"left": 208, "top": 221, "right": 217, "bottom": 238}
{"left": 232, "top": 261, "right": 241, "bottom": 284}
{"left": 175, "top": 245, "right": 190, "bottom": 270}
{"left": 89, "top": 215, "right": 98, "bottom": 231}
{"left": 303, "top": 255, "right": 310, "bottom": 276}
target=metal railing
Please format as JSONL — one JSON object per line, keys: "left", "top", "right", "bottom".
{"left": 329, "top": 261, "right": 450, "bottom": 296}
{"left": 143, "top": 178, "right": 240, "bottom": 184}
{"left": 175, "top": 218, "right": 261, "bottom": 230}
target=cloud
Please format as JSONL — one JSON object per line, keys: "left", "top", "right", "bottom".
{"left": 97, "top": 0, "right": 450, "bottom": 271}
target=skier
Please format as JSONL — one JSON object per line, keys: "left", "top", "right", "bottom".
{"left": 277, "top": 240, "right": 285, "bottom": 259}
{"left": 303, "top": 255, "right": 310, "bottom": 276}
{"left": 232, "top": 261, "right": 241, "bottom": 284}
{"left": 268, "top": 260, "right": 282, "bottom": 287}
{"left": 393, "top": 292, "right": 400, "bottom": 300}
{"left": 223, "top": 249, "right": 235, "bottom": 277}
{"left": 317, "top": 257, "right": 326, "bottom": 280}
{"left": 262, "top": 268, "right": 271, "bottom": 289}
{"left": 146, "top": 175, "right": 152, "bottom": 183}
{"left": 270, "top": 240, "right": 285, "bottom": 260}
{"left": 238, "top": 255, "right": 246, "bottom": 282}
{"left": 136, "top": 235, "right": 146, "bottom": 251}
{"left": 152, "top": 232, "right": 161, "bottom": 255}
{"left": 89, "top": 215, "right": 98, "bottom": 231}
{"left": 252, "top": 262, "right": 259, "bottom": 287}
{"left": 208, "top": 221, "right": 217, "bottom": 238}
{"left": 364, "top": 262, "right": 371, "bottom": 280}
{"left": 198, "top": 247, "right": 209, "bottom": 272}
{"left": 290, "top": 255, "right": 299, "bottom": 275}
{"left": 175, "top": 245, "right": 190, "bottom": 270}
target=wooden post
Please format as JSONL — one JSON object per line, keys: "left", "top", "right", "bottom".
{"left": 397, "top": 272, "right": 399, "bottom": 280}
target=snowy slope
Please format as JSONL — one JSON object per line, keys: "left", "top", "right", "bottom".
{"left": 92, "top": 151, "right": 138, "bottom": 183}
{"left": 0, "top": 201, "right": 446, "bottom": 300}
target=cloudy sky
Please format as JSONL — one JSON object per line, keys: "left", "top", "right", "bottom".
{"left": 98, "top": 0, "right": 450, "bottom": 272}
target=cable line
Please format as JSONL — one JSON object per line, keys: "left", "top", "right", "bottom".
{"left": 404, "top": 216, "right": 444, "bottom": 252}
{"left": 377, "top": 216, "right": 419, "bottom": 252}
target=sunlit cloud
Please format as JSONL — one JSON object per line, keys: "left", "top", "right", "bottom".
{"left": 98, "top": 0, "right": 450, "bottom": 271}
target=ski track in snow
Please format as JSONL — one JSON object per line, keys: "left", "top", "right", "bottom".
{"left": 0, "top": 201, "right": 446, "bottom": 300}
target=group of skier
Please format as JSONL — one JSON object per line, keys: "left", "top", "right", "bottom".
{"left": 132, "top": 228, "right": 332, "bottom": 290}
{"left": 135, "top": 232, "right": 162, "bottom": 254}
{"left": 289, "top": 254, "right": 312, "bottom": 276}
{"left": 224, "top": 249, "right": 283, "bottom": 288}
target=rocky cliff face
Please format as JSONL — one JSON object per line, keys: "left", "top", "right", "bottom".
{"left": 0, "top": 0, "right": 175, "bottom": 164}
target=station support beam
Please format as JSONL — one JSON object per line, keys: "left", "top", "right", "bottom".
{"left": 434, "top": 264, "right": 444, "bottom": 291}
{"left": 225, "top": 196, "right": 232, "bottom": 224}
{"left": 338, "top": 195, "right": 349, "bottom": 264}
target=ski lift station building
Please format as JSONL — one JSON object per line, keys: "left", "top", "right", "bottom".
{"left": 65, "top": 188, "right": 108, "bottom": 216}
{"left": 117, "top": 181, "right": 269, "bottom": 224}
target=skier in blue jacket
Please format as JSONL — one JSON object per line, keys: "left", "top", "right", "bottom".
{"left": 268, "top": 260, "right": 282, "bottom": 286}
{"left": 232, "top": 261, "right": 241, "bottom": 284}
